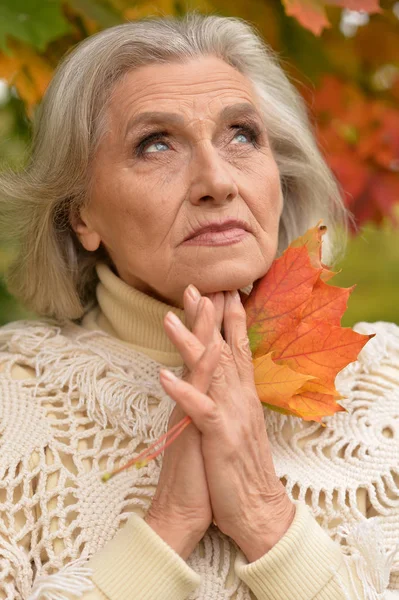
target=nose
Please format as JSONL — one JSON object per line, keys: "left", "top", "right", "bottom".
{"left": 187, "top": 143, "right": 239, "bottom": 205}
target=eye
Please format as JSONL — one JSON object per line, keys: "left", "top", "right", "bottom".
{"left": 145, "top": 141, "right": 169, "bottom": 154}
{"left": 233, "top": 131, "right": 250, "bottom": 144}
{"left": 230, "top": 124, "right": 260, "bottom": 147}
{"left": 134, "top": 131, "right": 170, "bottom": 158}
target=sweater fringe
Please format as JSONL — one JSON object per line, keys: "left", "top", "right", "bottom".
{"left": 29, "top": 558, "right": 94, "bottom": 599}
{"left": 331, "top": 518, "right": 399, "bottom": 599}
{"left": 0, "top": 320, "right": 178, "bottom": 442}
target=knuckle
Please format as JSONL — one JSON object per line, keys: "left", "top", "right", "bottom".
{"left": 227, "top": 302, "right": 243, "bottom": 319}
{"left": 211, "top": 336, "right": 223, "bottom": 353}
{"left": 220, "top": 342, "right": 233, "bottom": 363}
{"left": 212, "top": 364, "right": 225, "bottom": 385}
{"left": 202, "top": 402, "right": 219, "bottom": 424}
{"left": 185, "top": 337, "right": 201, "bottom": 355}
{"left": 237, "top": 335, "right": 252, "bottom": 357}
{"left": 194, "top": 357, "right": 211, "bottom": 379}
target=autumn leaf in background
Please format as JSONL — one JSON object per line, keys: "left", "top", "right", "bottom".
{"left": 303, "top": 75, "right": 399, "bottom": 230}
{"left": 2, "top": 0, "right": 399, "bottom": 231}
{"left": 281, "top": 0, "right": 381, "bottom": 35}
{"left": 102, "top": 223, "right": 374, "bottom": 481}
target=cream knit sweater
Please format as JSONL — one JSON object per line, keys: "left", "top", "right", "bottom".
{"left": 0, "top": 262, "right": 398, "bottom": 600}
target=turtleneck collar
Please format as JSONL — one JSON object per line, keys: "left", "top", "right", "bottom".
{"left": 80, "top": 262, "right": 187, "bottom": 367}
{"left": 80, "top": 262, "right": 253, "bottom": 367}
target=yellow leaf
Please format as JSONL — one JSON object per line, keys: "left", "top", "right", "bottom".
{"left": 0, "top": 40, "right": 53, "bottom": 115}
{"left": 253, "top": 352, "right": 314, "bottom": 410}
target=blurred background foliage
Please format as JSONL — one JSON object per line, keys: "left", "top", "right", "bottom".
{"left": 0, "top": 0, "right": 398, "bottom": 326}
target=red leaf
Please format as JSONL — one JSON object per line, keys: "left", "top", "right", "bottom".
{"left": 272, "top": 320, "right": 371, "bottom": 389}
{"left": 282, "top": 0, "right": 330, "bottom": 36}
{"left": 281, "top": 0, "right": 381, "bottom": 36}
{"left": 304, "top": 75, "right": 399, "bottom": 229}
{"left": 246, "top": 223, "right": 374, "bottom": 421}
{"left": 301, "top": 279, "right": 355, "bottom": 326}
{"left": 245, "top": 246, "right": 321, "bottom": 358}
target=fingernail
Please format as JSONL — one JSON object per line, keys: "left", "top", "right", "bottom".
{"left": 160, "top": 368, "right": 177, "bottom": 382}
{"left": 230, "top": 290, "right": 240, "bottom": 302}
{"left": 166, "top": 311, "right": 182, "bottom": 328}
{"left": 187, "top": 285, "right": 201, "bottom": 302}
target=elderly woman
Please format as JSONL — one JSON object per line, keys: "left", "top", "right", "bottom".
{"left": 0, "top": 12, "right": 398, "bottom": 600}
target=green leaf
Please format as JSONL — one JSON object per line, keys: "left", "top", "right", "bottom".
{"left": 0, "top": 0, "right": 72, "bottom": 54}
{"left": 68, "top": 0, "right": 124, "bottom": 28}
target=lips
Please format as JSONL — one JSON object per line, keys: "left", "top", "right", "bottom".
{"left": 184, "top": 219, "right": 250, "bottom": 241}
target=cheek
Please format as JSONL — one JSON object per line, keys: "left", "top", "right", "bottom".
{"left": 245, "top": 158, "right": 282, "bottom": 221}
{"left": 100, "top": 173, "right": 154, "bottom": 224}
{"left": 105, "top": 174, "right": 179, "bottom": 251}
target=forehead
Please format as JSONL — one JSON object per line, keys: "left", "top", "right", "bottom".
{"left": 109, "top": 55, "right": 261, "bottom": 123}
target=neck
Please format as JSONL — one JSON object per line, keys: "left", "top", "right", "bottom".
{"left": 81, "top": 263, "right": 187, "bottom": 366}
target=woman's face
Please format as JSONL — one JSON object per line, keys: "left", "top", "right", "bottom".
{"left": 72, "top": 55, "right": 283, "bottom": 308}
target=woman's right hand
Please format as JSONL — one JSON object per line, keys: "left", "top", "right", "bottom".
{"left": 144, "top": 287, "right": 224, "bottom": 559}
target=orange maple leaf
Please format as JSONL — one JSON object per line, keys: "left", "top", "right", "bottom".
{"left": 243, "top": 223, "right": 373, "bottom": 423}
{"left": 102, "top": 223, "right": 373, "bottom": 480}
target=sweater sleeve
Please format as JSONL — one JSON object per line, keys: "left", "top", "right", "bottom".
{"left": 82, "top": 513, "right": 200, "bottom": 600}
{"left": 0, "top": 504, "right": 199, "bottom": 600}
{"left": 234, "top": 502, "right": 392, "bottom": 600}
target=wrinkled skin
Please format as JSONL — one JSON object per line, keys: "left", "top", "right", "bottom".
{"left": 71, "top": 55, "right": 283, "bottom": 308}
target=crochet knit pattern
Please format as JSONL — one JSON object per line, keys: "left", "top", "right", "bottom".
{"left": 0, "top": 318, "right": 398, "bottom": 599}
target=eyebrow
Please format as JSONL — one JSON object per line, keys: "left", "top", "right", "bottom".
{"left": 123, "top": 103, "right": 263, "bottom": 141}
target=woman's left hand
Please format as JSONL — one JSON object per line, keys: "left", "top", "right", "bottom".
{"left": 160, "top": 286, "right": 296, "bottom": 561}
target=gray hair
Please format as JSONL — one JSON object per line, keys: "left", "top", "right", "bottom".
{"left": 0, "top": 12, "right": 348, "bottom": 321}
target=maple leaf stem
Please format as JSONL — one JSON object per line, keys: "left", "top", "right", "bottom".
{"left": 136, "top": 417, "right": 192, "bottom": 465}
{"left": 102, "top": 415, "right": 192, "bottom": 481}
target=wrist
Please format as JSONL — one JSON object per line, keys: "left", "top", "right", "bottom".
{"left": 234, "top": 500, "right": 296, "bottom": 563}
{"left": 144, "top": 512, "right": 201, "bottom": 560}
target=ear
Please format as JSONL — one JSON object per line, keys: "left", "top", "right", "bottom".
{"left": 69, "top": 205, "right": 101, "bottom": 252}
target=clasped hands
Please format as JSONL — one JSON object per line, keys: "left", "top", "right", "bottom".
{"left": 158, "top": 284, "right": 296, "bottom": 561}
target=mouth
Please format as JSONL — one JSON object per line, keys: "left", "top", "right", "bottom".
{"left": 183, "top": 219, "right": 251, "bottom": 245}
{"left": 182, "top": 227, "right": 250, "bottom": 246}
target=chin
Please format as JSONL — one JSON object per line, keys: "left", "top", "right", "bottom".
{"left": 195, "top": 273, "right": 257, "bottom": 297}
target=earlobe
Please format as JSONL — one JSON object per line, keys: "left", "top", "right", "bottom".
{"left": 78, "top": 231, "right": 102, "bottom": 252}
{"left": 69, "top": 206, "right": 101, "bottom": 252}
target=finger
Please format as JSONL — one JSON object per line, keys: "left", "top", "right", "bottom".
{"left": 189, "top": 336, "right": 223, "bottom": 394}
{"left": 192, "top": 294, "right": 241, "bottom": 396}
{"left": 163, "top": 298, "right": 215, "bottom": 371}
{"left": 183, "top": 287, "right": 215, "bottom": 348}
{"left": 188, "top": 293, "right": 228, "bottom": 388}
{"left": 183, "top": 286, "right": 201, "bottom": 332}
{"left": 181, "top": 290, "right": 216, "bottom": 384}
{"left": 177, "top": 292, "right": 232, "bottom": 397}
{"left": 189, "top": 297, "right": 230, "bottom": 389}
{"left": 223, "top": 290, "right": 255, "bottom": 387}
{"left": 160, "top": 341, "right": 221, "bottom": 431}
{"left": 169, "top": 337, "right": 222, "bottom": 428}
{"left": 204, "top": 292, "right": 225, "bottom": 332}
